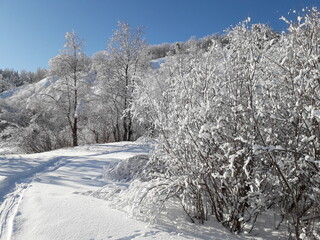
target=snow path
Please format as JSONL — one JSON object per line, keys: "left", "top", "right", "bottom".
{"left": 1, "top": 142, "right": 213, "bottom": 240}
{"left": 0, "top": 156, "right": 69, "bottom": 239}
{"left": 0, "top": 183, "right": 27, "bottom": 240}
{"left": 0, "top": 141, "right": 277, "bottom": 240}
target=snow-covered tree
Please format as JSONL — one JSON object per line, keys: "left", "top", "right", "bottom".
{"left": 104, "top": 22, "right": 148, "bottom": 141}
{"left": 47, "top": 31, "right": 91, "bottom": 146}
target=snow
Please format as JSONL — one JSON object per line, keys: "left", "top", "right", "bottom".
{"left": 74, "top": 100, "right": 85, "bottom": 118}
{"left": 0, "top": 77, "right": 59, "bottom": 107}
{"left": 0, "top": 141, "right": 284, "bottom": 240}
{"left": 0, "top": 87, "right": 21, "bottom": 99}
{"left": 150, "top": 58, "right": 166, "bottom": 69}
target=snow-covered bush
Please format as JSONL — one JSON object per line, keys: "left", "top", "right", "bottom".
{"left": 105, "top": 154, "right": 149, "bottom": 182}
{"left": 253, "top": 8, "right": 320, "bottom": 239}
{"left": 132, "top": 23, "right": 268, "bottom": 232}
{"left": 131, "top": 9, "right": 320, "bottom": 238}
{"left": 20, "top": 111, "right": 71, "bottom": 153}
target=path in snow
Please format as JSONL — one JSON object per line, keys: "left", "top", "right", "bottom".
{"left": 0, "top": 141, "right": 282, "bottom": 240}
{"left": 0, "top": 183, "right": 28, "bottom": 240}
{"left": 0, "top": 155, "right": 69, "bottom": 239}
{"left": 1, "top": 142, "right": 217, "bottom": 240}
{"left": 0, "top": 142, "right": 151, "bottom": 240}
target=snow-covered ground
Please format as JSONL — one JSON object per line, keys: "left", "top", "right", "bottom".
{"left": 0, "top": 141, "right": 285, "bottom": 240}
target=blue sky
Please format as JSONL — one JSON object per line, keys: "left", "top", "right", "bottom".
{"left": 0, "top": 0, "right": 319, "bottom": 72}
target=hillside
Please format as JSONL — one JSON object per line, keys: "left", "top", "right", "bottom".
{"left": 0, "top": 77, "right": 60, "bottom": 154}
{"left": 0, "top": 77, "right": 58, "bottom": 105}
{"left": 0, "top": 55, "right": 168, "bottom": 155}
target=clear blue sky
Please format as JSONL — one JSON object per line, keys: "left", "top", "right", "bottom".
{"left": 0, "top": 0, "right": 319, "bottom": 72}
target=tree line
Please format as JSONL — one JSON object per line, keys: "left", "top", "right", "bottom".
{"left": 0, "top": 68, "right": 47, "bottom": 92}
{"left": 1, "top": 21, "right": 221, "bottom": 153}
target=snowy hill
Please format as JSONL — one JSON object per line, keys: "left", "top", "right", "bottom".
{"left": 0, "top": 56, "right": 164, "bottom": 105}
{"left": 0, "top": 141, "right": 285, "bottom": 240}
{"left": 0, "top": 78, "right": 60, "bottom": 154}
{"left": 0, "top": 57, "right": 166, "bottom": 155}
{"left": 0, "top": 77, "right": 58, "bottom": 106}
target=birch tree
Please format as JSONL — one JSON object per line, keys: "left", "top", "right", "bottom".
{"left": 48, "top": 31, "right": 90, "bottom": 146}
{"left": 107, "top": 22, "right": 147, "bottom": 141}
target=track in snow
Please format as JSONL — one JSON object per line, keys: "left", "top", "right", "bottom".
{"left": 0, "top": 157, "right": 68, "bottom": 240}
{"left": 0, "top": 183, "right": 28, "bottom": 240}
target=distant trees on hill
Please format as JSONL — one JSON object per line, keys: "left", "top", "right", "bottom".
{"left": 146, "top": 34, "right": 226, "bottom": 59}
{"left": 0, "top": 68, "right": 47, "bottom": 93}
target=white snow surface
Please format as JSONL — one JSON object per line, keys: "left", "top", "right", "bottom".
{"left": 150, "top": 58, "right": 166, "bottom": 69}
{"left": 0, "top": 77, "right": 58, "bottom": 103}
{"left": 0, "top": 141, "right": 282, "bottom": 240}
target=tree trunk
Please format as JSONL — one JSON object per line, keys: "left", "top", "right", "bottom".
{"left": 123, "top": 116, "right": 128, "bottom": 141}
{"left": 122, "top": 64, "right": 130, "bottom": 141}
{"left": 72, "top": 118, "right": 78, "bottom": 146}
{"left": 128, "top": 112, "right": 133, "bottom": 141}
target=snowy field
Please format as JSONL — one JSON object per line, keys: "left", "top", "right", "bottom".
{"left": 0, "top": 141, "right": 285, "bottom": 240}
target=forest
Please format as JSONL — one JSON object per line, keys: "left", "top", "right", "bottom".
{"left": 1, "top": 8, "right": 320, "bottom": 240}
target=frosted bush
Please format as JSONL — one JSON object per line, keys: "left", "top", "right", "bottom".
{"left": 130, "top": 8, "right": 320, "bottom": 238}
{"left": 105, "top": 155, "right": 149, "bottom": 182}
